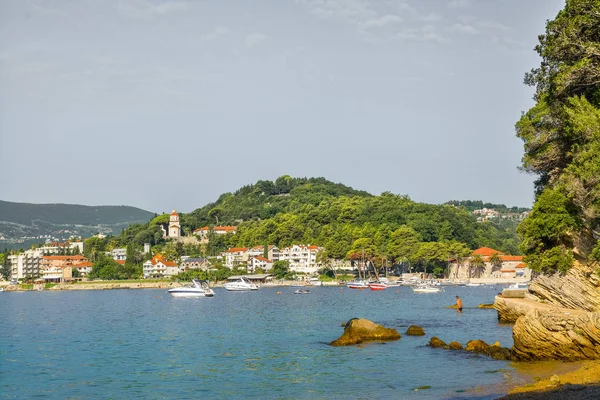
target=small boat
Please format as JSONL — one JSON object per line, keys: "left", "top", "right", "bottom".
{"left": 224, "top": 276, "right": 259, "bottom": 291}
{"left": 501, "top": 282, "right": 529, "bottom": 298}
{"left": 368, "top": 283, "right": 387, "bottom": 291}
{"left": 294, "top": 289, "right": 311, "bottom": 295}
{"left": 412, "top": 285, "right": 442, "bottom": 293}
{"left": 465, "top": 282, "right": 483, "bottom": 287}
{"left": 168, "top": 279, "right": 215, "bottom": 297}
{"left": 346, "top": 280, "right": 369, "bottom": 289}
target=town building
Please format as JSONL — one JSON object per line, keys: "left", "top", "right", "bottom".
{"left": 247, "top": 245, "right": 279, "bottom": 262}
{"left": 142, "top": 254, "right": 179, "bottom": 278}
{"left": 179, "top": 257, "right": 210, "bottom": 271}
{"left": 278, "top": 244, "right": 322, "bottom": 274}
{"left": 40, "top": 255, "right": 90, "bottom": 282}
{"left": 448, "top": 247, "right": 530, "bottom": 281}
{"left": 224, "top": 247, "right": 249, "bottom": 268}
{"left": 193, "top": 226, "right": 237, "bottom": 243}
{"left": 247, "top": 256, "right": 273, "bottom": 273}
{"left": 110, "top": 248, "right": 127, "bottom": 260}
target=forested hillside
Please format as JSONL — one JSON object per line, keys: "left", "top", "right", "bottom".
{"left": 88, "top": 177, "right": 523, "bottom": 274}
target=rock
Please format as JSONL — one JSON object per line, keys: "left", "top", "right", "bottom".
{"left": 478, "top": 304, "right": 495, "bottom": 309}
{"left": 446, "top": 304, "right": 458, "bottom": 309}
{"left": 549, "top": 374, "right": 561, "bottom": 386}
{"left": 528, "top": 262, "right": 600, "bottom": 311}
{"left": 428, "top": 336, "right": 447, "bottom": 348}
{"left": 447, "top": 341, "right": 463, "bottom": 350}
{"left": 484, "top": 346, "right": 514, "bottom": 360}
{"left": 329, "top": 318, "right": 401, "bottom": 346}
{"left": 494, "top": 296, "right": 533, "bottom": 323}
{"left": 405, "top": 325, "right": 425, "bottom": 336}
{"left": 466, "top": 340, "right": 489, "bottom": 352}
{"left": 491, "top": 341, "right": 500, "bottom": 347}
{"left": 512, "top": 309, "right": 600, "bottom": 360}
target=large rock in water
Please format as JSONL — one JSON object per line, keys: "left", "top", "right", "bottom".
{"left": 512, "top": 308, "right": 600, "bottom": 360}
{"left": 528, "top": 262, "right": 600, "bottom": 311}
{"left": 329, "top": 318, "right": 401, "bottom": 346}
{"left": 494, "top": 296, "right": 534, "bottom": 323}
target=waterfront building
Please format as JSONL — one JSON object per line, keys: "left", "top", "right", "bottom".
{"left": 224, "top": 247, "right": 249, "bottom": 268}
{"left": 448, "top": 247, "right": 530, "bottom": 280}
{"left": 179, "top": 257, "right": 210, "bottom": 271}
{"left": 247, "top": 256, "right": 273, "bottom": 273}
{"left": 247, "top": 245, "right": 279, "bottom": 262}
{"left": 40, "top": 255, "right": 90, "bottom": 282}
{"left": 278, "top": 244, "right": 321, "bottom": 274}
{"left": 142, "top": 254, "right": 179, "bottom": 278}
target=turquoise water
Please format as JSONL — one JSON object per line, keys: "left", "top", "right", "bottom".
{"left": 1, "top": 285, "right": 515, "bottom": 399}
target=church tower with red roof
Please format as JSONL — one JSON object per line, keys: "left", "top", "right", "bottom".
{"left": 168, "top": 210, "right": 181, "bottom": 237}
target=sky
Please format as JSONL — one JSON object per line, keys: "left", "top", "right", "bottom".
{"left": 0, "top": 0, "right": 565, "bottom": 214}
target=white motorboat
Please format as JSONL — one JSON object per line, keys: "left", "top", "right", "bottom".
{"left": 224, "top": 276, "right": 259, "bottom": 291}
{"left": 501, "top": 282, "right": 529, "bottom": 298}
{"left": 465, "top": 282, "right": 483, "bottom": 287}
{"left": 294, "top": 289, "right": 311, "bottom": 295}
{"left": 412, "top": 285, "right": 442, "bottom": 293}
{"left": 168, "top": 279, "right": 215, "bottom": 297}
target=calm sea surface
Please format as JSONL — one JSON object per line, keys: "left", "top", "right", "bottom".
{"left": 1, "top": 285, "right": 517, "bottom": 399}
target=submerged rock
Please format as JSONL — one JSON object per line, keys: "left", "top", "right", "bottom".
{"left": 447, "top": 341, "right": 463, "bottom": 350}
{"left": 405, "top": 325, "right": 425, "bottom": 336}
{"left": 329, "top": 318, "right": 401, "bottom": 346}
{"left": 478, "top": 304, "right": 495, "bottom": 309}
{"left": 465, "top": 339, "right": 489, "bottom": 352}
{"left": 428, "top": 336, "right": 447, "bottom": 348}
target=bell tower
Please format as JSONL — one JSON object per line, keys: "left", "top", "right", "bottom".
{"left": 168, "top": 210, "right": 181, "bottom": 237}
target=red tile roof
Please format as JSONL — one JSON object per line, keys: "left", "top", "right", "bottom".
{"left": 500, "top": 269, "right": 516, "bottom": 273}
{"left": 472, "top": 247, "right": 504, "bottom": 257}
{"left": 115, "top": 260, "right": 126, "bottom": 265}
{"left": 500, "top": 256, "right": 523, "bottom": 262}
{"left": 515, "top": 262, "right": 526, "bottom": 268}
{"left": 148, "top": 254, "right": 178, "bottom": 267}
{"left": 171, "top": 210, "right": 178, "bottom": 216}
{"left": 42, "top": 255, "right": 87, "bottom": 260}
{"left": 194, "top": 226, "right": 237, "bottom": 233}
{"left": 227, "top": 247, "right": 248, "bottom": 253}
{"left": 253, "top": 256, "right": 271, "bottom": 263}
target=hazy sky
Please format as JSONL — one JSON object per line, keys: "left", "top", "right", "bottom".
{"left": 0, "top": 0, "right": 564, "bottom": 213}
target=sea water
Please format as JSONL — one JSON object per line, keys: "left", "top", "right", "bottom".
{"left": 1, "top": 285, "right": 516, "bottom": 399}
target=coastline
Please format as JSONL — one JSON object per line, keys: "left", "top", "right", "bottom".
{"left": 497, "top": 361, "right": 600, "bottom": 399}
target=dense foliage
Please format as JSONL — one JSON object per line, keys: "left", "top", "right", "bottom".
{"left": 516, "top": 0, "right": 600, "bottom": 273}
{"left": 84, "top": 176, "right": 525, "bottom": 276}
{"left": 445, "top": 200, "right": 529, "bottom": 214}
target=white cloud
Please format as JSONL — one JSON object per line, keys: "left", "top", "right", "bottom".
{"left": 451, "top": 23, "right": 478, "bottom": 35}
{"left": 245, "top": 33, "right": 268, "bottom": 48}
{"left": 362, "top": 14, "right": 402, "bottom": 29}
{"left": 447, "top": 0, "right": 470, "bottom": 9}
{"left": 200, "top": 26, "right": 230, "bottom": 42}
{"left": 118, "top": 0, "right": 188, "bottom": 19}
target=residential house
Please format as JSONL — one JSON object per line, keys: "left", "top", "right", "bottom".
{"left": 110, "top": 248, "right": 127, "bottom": 261}
{"left": 224, "top": 247, "right": 249, "bottom": 268}
{"left": 143, "top": 254, "right": 179, "bottom": 278}
{"left": 247, "top": 256, "right": 273, "bottom": 273}
{"left": 247, "top": 245, "right": 279, "bottom": 262}
{"left": 179, "top": 257, "right": 211, "bottom": 272}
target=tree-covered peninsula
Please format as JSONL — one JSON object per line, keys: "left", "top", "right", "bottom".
{"left": 79, "top": 176, "right": 526, "bottom": 278}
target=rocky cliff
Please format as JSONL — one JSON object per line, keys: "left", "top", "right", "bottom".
{"left": 528, "top": 262, "right": 600, "bottom": 311}
{"left": 512, "top": 308, "right": 600, "bottom": 361}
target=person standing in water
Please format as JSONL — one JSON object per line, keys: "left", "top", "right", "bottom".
{"left": 455, "top": 295, "right": 463, "bottom": 313}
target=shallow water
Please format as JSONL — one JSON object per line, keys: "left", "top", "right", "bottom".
{"left": 1, "top": 285, "right": 516, "bottom": 399}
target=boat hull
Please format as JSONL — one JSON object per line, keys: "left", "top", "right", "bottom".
{"left": 168, "top": 290, "right": 214, "bottom": 297}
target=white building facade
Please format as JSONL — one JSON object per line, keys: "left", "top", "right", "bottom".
{"left": 278, "top": 245, "right": 321, "bottom": 274}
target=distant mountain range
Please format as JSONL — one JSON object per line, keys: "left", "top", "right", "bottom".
{"left": 0, "top": 200, "right": 154, "bottom": 249}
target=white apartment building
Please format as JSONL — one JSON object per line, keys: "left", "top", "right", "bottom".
{"left": 247, "top": 256, "right": 273, "bottom": 273}
{"left": 278, "top": 245, "right": 321, "bottom": 274}
{"left": 110, "top": 248, "right": 127, "bottom": 260}
{"left": 8, "top": 248, "right": 44, "bottom": 280}
{"left": 247, "top": 245, "right": 279, "bottom": 262}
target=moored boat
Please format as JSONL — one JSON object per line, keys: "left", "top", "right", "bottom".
{"left": 224, "top": 276, "right": 259, "bottom": 291}
{"left": 412, "top": 285, "right": 442, "bottom": 293}
{"left": 346, "top": 280, "right": 369, "bottom": 289}
{"left": 294, "top": 289, "right": 311, "bottom": 294}
{"left": 168, "top": 279, "right": 215, "bottom": 297}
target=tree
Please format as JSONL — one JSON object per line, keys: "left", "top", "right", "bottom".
{"left": 468, "top": 254, "right": 486, "bottom": 279}
{"left": 516, "top": 0, "right": 600, "bottom": 273}
{"left": 272, "top": 260, "right": 290, "bottom": 280}
{"left": 1, "top": 252, "right": 11, "bottom": 281}
{"left": 208, "top": 207, "right": 224, "bottom": 225}
{"left": 489, "top": 252, "right": 503, "bottom": 276}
